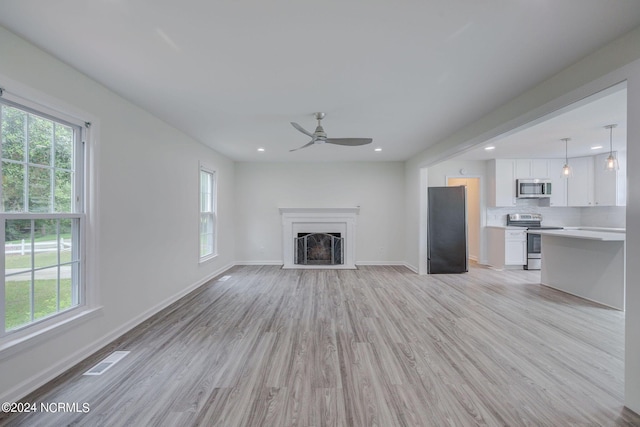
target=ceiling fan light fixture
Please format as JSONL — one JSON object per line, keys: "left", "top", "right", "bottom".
{"left": 289, "top": 112, "right": 373, "bottom": 152}
{"left": 604, "top": 124, "right": 619, "bottom": 171}
{"left": 561, "top": 138, "right": 572, "bottom": 178}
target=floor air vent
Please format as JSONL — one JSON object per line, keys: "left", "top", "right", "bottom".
{"left": 83, "top": 351, "right": 130, "bottom": 376}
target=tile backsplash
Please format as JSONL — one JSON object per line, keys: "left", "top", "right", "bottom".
{"left": 486, "top": 199, "right": 625, "bottom": 228}
{"left": 580, "top": 206, "right": 626, "bottom": 228}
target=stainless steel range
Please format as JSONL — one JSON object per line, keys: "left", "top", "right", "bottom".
{"left": 506, "top": 213, "right": 563, "bottom": 270}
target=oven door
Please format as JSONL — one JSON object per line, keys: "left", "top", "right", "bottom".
{"left": 525, "top": 232, "right": 542, "bottom": 270}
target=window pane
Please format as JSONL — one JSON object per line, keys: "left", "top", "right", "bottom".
{"left": 54, "top": 123, "right": 73, "bottom": 170}
{"left": 200, "top": 170, "right": 212, "bottom": 212}
{"left": 59, "top": 275, "right": 73, "bottom": 311}
{"left": 5, "top": 275, "right": 31, "bottom": 331}
{"left": 33, "top": 267, "right": 59, "bottom": 321}
{"left": 54, "top": 170, "right": 73, "bottom": 213}
{"left": 1, "top": 105, "right": 26, "bottom": 162}
{"left": 200, "top": 213, "right": 214, "bottom": 256}
{"left": 5, "top": 219, "right": 32, "bottom": 273}
{"left": 200, "top": 190, "right": 207, "bottom": 213}
{"left": 28, "top": 115, "right": 53, "bottom": 166}
{"left": 5, "top": 218, "right": 34, "bottom": 330}
{"left": 28, "top": 166, "right": 52, "bottom": 212}
{"left": 34, "top": 219, "right": 58, "bottom": 269}
{"left": 2, "top": 161, "right": 25, "bottom": 212}
{"left": 59, "top": 218, "right": 73, "bottom": 264}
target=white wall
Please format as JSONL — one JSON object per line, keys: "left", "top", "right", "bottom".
{"left": 0, "top": 26, "right": 236, "bottom": 400}
{"left": 235, "top": 162, "right": 406, "bottom": 265}
{"left": 404, "top": 165, "right": 422, "bottom": 271}
{"left": 625, "top": 58, "right": 640, "bottom": 415}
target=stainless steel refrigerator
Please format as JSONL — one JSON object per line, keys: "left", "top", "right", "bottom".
{"left": 427, "top": 186, "right": 468, "bottom": 274}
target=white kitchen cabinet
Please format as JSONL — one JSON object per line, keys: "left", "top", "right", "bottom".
{"left": 487, "top": 227, "right": 526, "bottom": 269}
{"left": 531, "top": 160, "right": 549, "bottom": 178}
{"left": 547, "top": 158, "right": 567, "bottom": 207}
{"left": 515, "top": 159, "right": 549, "bottom": 179}
{"left": 593, "top": 151, "right": 626, "bottom": 206}
{"left": 488, "top": 159, "right": 516, "bottom": 207}
{"left": 566, "top": 153, "right": 626, "bottom": 207}
{"left": 505, "top": 229, "right": 527, "bottom": 265}
{"left": 567, "top": 156, "right": 594, "bottom": 207}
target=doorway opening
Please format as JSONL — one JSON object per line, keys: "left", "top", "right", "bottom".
{"left": 448, "top": 177, "right": 480, "bottom": 263}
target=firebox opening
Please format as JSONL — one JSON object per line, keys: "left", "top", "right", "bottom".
{"left": 295, "top": 232, "right": 344, "bottom": 265}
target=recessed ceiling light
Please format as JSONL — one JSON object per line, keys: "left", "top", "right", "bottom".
{"left": 257, "top": 147, "right": 265, "bottom": 152}
{"left": 374, "top": 148, "right": 382, "bottom": 152}
{"left": 484, "top": 146, "right": 496, "bottom": 151}
{"left": 590, "top": 145, "right": 603, "bottom": 150}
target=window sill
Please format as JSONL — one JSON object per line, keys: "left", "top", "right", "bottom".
{"left": 199, "top": 253, "right": 219, "bottom": 264}
{"left": 0, "top": 306, "right": 103, "bottom": 361}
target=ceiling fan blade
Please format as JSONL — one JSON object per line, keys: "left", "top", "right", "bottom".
{"left": 290, "top": 122, "right": 314, "bottom": 138}
{"left": 289, "top": 139, "right": 316, "bottom": 152}
{"left": 325, "top": 138, "right": 373, "bottom": 146}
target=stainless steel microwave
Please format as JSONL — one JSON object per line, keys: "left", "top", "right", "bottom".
{"left": 516, "top": 178, "right": 552, "bottom": 198}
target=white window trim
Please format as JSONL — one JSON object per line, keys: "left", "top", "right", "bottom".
{"left": 0, "top": 75, "right": 100, "bottom": 355}
{"left": 199, "top": 162, "right": 217, "bottom": 263}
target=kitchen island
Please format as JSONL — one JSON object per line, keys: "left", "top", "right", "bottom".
{"left": 527, "top": 228, "right": 625, "bottom": 310}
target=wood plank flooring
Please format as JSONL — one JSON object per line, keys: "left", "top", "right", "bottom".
{"left": 2, "top": 264, "right": 639, "bottom": 426}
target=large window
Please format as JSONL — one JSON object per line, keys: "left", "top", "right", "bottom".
{"left": 1, "top": 95, "right": 85, "bottom": 335}
{"left": 199, "top": 166, "right": 216, "bottom": 260}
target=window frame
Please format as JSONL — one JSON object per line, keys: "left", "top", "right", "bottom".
{"left": 0, "top": 85, "right": 93, "bottom": 346}
{"left": 199, "top": 163, "right": 217, "bottom": 262}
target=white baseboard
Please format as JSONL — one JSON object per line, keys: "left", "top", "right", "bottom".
{"left": 403, "top": 263, "right": 419, "bottom": 273}
{"left": 1, "top": 262, "right": 234, "bottom": 403}
{"left": 355, "top": 261, "right": 418, "bottom": 273}
{"left": 234, "top": 260, "right": 283, "bottom": 266}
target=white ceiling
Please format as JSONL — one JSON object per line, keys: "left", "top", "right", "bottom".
{"left": 1, "top": 1, "right": 639, "bottom": 162}
{"left": 454, "top": 85, "right": 628, "bottom": 161}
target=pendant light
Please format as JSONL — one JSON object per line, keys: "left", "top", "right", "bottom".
{"left": 561, "top": 138, "right": 572, "bottom": 178}
{"left": 604, "top": 124, "right": 619, "bottom": 171}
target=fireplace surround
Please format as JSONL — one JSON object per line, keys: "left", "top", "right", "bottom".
{"left": 279, "top": 207, "right": 358, "bottom": 269}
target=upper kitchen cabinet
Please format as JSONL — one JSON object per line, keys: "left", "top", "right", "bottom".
{"left": 567, "top": 156, "right": 594, "bottom": 206}
{"left": 594, "top": 151, "right": 626, "bottom": 206}
{"left": 488, "top": 159, "right": 516, "bottom": 207}
{"left": 567, "top": 153, "right": 626, "bottom": 207}
{"left": 515, "top": 159, "right": 549, "bottom": 179}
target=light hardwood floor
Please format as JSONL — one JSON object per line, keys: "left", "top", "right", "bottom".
{"left": 2, "top": 264, "right": 639, "bottom": 426}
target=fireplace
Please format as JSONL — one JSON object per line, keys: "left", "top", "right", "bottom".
{"left": 279, "top": 207, "right": 358, "bottom": 269}
{"left": 295, "top": 233, "right": 343, "bottom": 265}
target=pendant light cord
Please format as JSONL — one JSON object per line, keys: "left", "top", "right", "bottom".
{"left": 609, "top": 125, "right": 614, "bottom": 155}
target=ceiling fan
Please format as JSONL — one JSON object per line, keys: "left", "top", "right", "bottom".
{"left": 289, "top": 112, "right": 373, "bottom": 152}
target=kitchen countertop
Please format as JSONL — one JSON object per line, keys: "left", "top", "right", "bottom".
{"left": 527, "top": 228, "right": 625, "bottom": 241}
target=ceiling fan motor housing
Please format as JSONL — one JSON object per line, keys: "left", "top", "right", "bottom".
{"left": 314, "top": 125, "right": 327, "bottom": 140}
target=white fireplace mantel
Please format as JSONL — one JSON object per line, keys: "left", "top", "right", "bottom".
{"left": 279, "top": 207, "right": 359, "bottom": 269}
